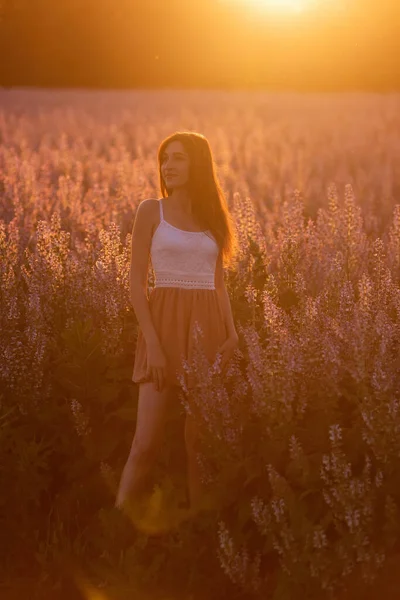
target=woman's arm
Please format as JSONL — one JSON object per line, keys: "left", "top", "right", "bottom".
{"left": 129, "top": 199, "right": 161, "bottom": 347}
{"left": 214, "top": 251, "right": 238, "bottom": 340}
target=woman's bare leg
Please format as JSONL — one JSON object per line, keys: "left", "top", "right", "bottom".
{"left": 115, "top": 381, "right": 172, "bottom": 509}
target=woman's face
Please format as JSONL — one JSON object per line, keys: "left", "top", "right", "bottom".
{"left": 161, "top": 140, "right": 190, "bottom": 190}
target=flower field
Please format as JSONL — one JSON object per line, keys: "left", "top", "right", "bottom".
{"left": 1, "top": 88, "right": 400, "bottom": 599}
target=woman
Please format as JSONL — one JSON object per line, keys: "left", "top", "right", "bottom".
{"left": 115, "top": 131, "right": 239, "bottom": 514}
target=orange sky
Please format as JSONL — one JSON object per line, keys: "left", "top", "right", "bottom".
{"left": 0, "top": 0, "right": 398, "bottom": 90}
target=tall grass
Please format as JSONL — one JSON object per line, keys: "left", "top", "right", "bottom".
{"left": 1, "top": 89, "right": 400, "bottom": 599}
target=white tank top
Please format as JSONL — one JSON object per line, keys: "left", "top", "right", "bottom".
{"left": 150, "top": 199, "right": 219, "bottom": 290}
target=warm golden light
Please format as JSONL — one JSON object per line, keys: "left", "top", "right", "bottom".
{"left": 223, "top": 0, "right": 319, "bottom": 14}
{"left": 251, "top": 0, "right": 307, "bottom": 11}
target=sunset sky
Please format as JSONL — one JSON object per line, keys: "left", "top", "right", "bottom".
{"left": 220, "top": 0, "right": 343, "bottom": 16}
{"left": 0, "top": 0, "right": 398, "bottom": 90}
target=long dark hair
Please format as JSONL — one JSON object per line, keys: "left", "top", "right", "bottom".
{"left": 158, "top": 131, "right": 238, "bottom": 268}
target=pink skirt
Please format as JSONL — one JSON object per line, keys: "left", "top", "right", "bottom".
{"left": 132, "top": 287, "right": 228, "bottom": 390}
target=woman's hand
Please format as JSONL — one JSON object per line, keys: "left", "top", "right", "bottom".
{"left": 216, "top": 333, "right": 239, "bottom": 374}
{"left": 146, "top": 340, "right": 168, "bottom": 392}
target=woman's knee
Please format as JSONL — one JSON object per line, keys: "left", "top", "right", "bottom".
{"left": 132, "top": 382, "right": 173, "bottom": 456}
{"left": 128, "top": 438, "right": 160, "bottom": 466}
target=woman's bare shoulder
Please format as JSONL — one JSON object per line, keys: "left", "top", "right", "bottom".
{"left": 133, "top": 199, "right": 160, "bottom": 235}
{"left": 137, "top": 198, "right": 160, "bottom": 211}
{"left": 134, "top": 198, "right": 159, "bottom": 219}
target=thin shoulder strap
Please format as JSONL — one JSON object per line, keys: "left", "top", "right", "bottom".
{"left": 159, "top": 199, "right": 164, "bottom": 221}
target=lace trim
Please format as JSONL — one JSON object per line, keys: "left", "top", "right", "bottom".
{"left": 155, "top": 277, "right": 215, "bottom": 290}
